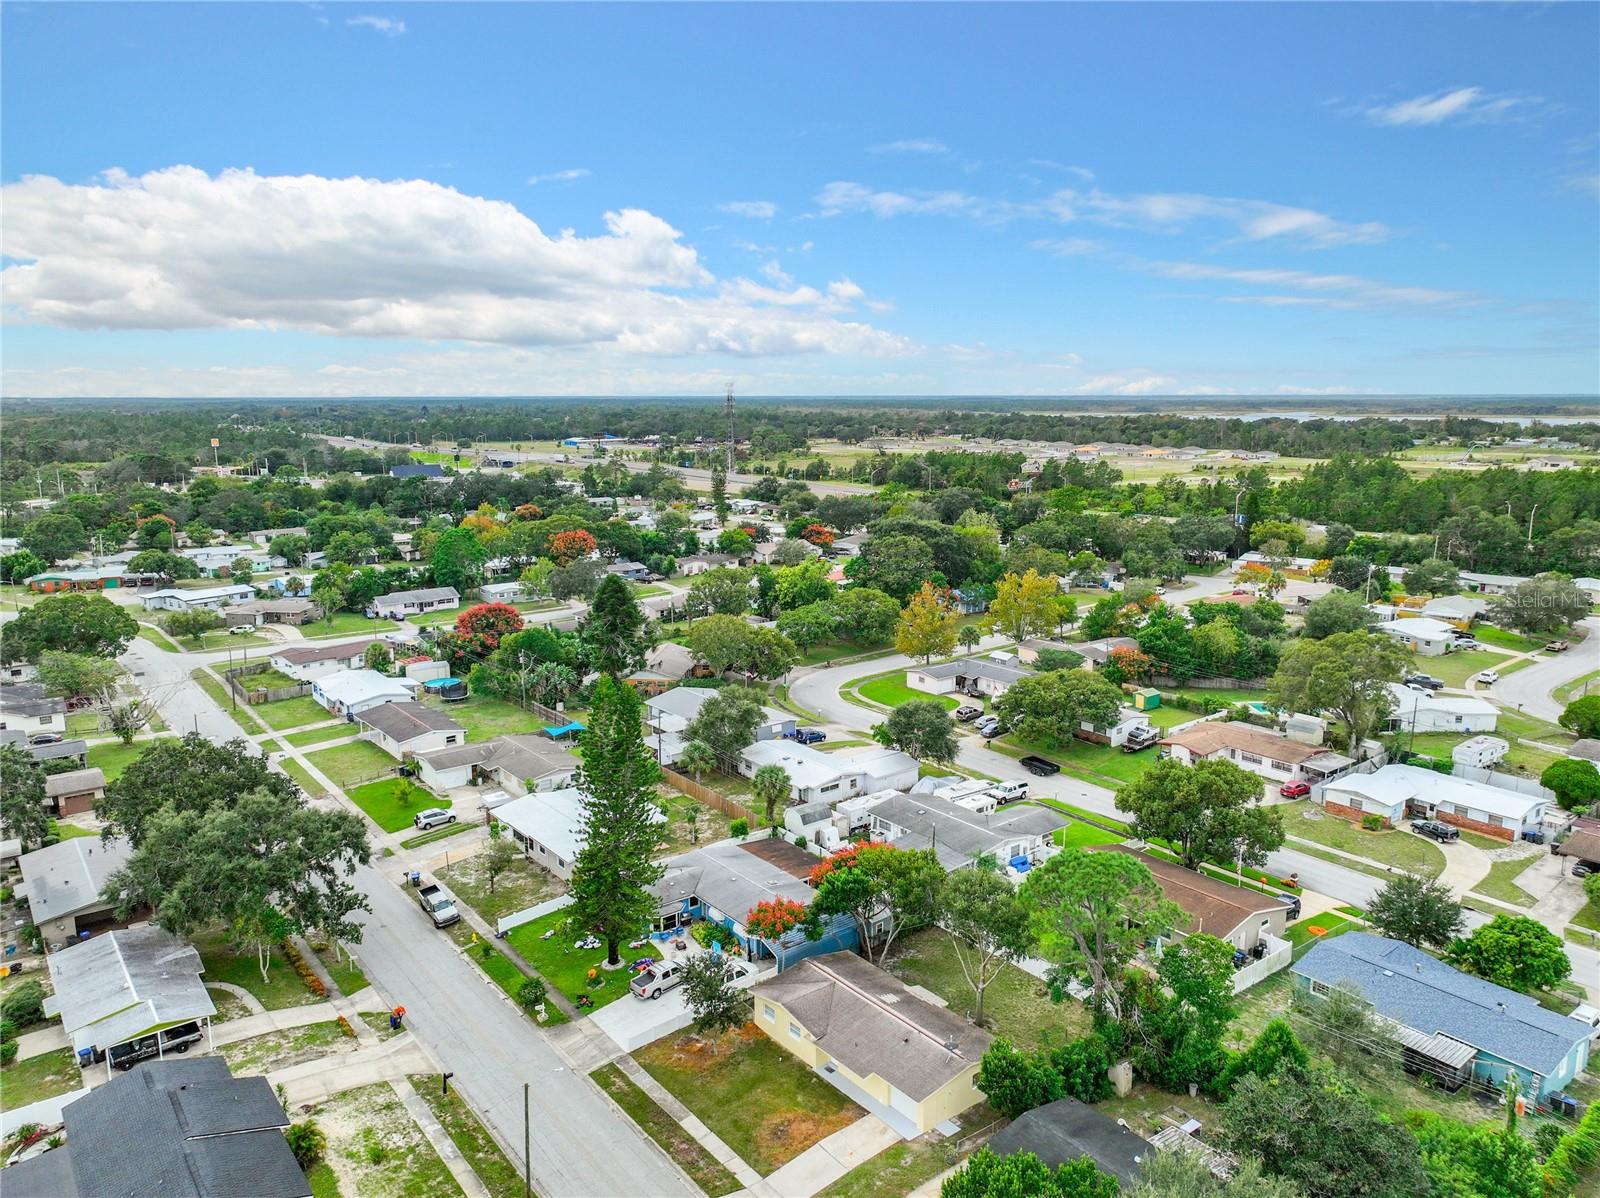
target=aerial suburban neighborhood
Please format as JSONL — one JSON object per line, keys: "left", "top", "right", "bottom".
{"left": 2, "top": 3, "right": 1598, "bottom": 1197}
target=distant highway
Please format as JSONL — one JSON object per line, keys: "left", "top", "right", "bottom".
{"left": 315, "top": 433, "right": 878, "bottom": 498}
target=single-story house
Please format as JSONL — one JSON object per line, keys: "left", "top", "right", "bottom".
{"left": 751, "top": 951, "right": 993, "bottom": 1137}
{"left": 627, "top": 641, "right": 704, "bottom": 694}
{"left": 0, "top": 1057, "right": 309, "bottom": 1198}
{"left": 1097, "top": 845, "right": 1294, "bottom": 955}
{"left": 179, "top": 545, "right": 285, "bottom": 576}
{"left": 829, "top": 534, "right": 866, "bottom": 557}
{"left": 491, "top": 786, "right": 664, "bottom": 880}
{"left": 677, "top": 553, "right": 739, "bottom": 575}
{"left": 905, "top": 656, "right": 1028, "bottom": 700}
{"left": 138, "top": 584, "right": 257, "bottom": 613}
{"left": 479, "top": 581, "right": 524, "bottom": 604}
{"left": 737, "top": 741, "right": 917, "bottom": 804}
{"left": 43, "top": 766, "right": 108, "bottom": 817}
{"left": 646, "top": 686, "right": 795, "bottom": 763}
{"left": 0, "top": 728, "right": 88, "bottom": 766}
{"left": 1, "top": 661, "right": 37, "bottom": 684}
{"left": 1378, "top": 616, "right": 1460, "bottom": 656}
{"left": 413, "top": 734, "right": 578, "bottom": 795}
{"left": 1460, "top": 571, "right": 1526, "bottom": 596}
{"left": 19, "top": 835, "right": 132, "bottom": 946}
{"left": 986, "top": 1098, "right": 1151, "bottom": 1187}
{"left": 605, "top": 560, "right": 652, "bottom": 582}
{"left": 1450, "top": 736, "right": 1510, "bottom": 769}
{"left": 1294, "top": 932, "right": 1592, "bottom": 1101}
{"left": 1160, "top": 721, "right": 1354, "bottom": 786}
{"left": 859, "top": 791, "right": 1066, "bottom": 872}
{"left": 221, "top": 597, "right": 316, "bottom": 627}
{"left": 269, "top": 639, "right": 379, "bottom": 682}
{"left": 391, "top": 463, "right": 447, "bottom": 479}
{"left": 1385, "top": 684, "right": 1499, "bottom": 734}
{"left": 43, "top": 925, "right": 216, "bottom": 1077}
{"left": 23, "top": 566, "right": 165, "bottom": 592}
{"left": 357, "top": 701, "right": 465, "bottom": 759}
{"left": 370, "top": 586, "right": 460, "bottom": 620}
{"left": 1075, "top": 706, "right": 1160, "bottom": 750}
{"left": 1074, "top": 637, "right": 1142, "bottom": 669}
{"left": 310, "top": 669, "right": 416, "bottom": 717}
{"left": 648, "top": 840, "right": 859, "bottom": 964}
{"left": 1321, "top": 763, "right": 1550, "bottom": 840}
{"left": 1418, "top": 595, "right": 1491, "bottom": 627}
{"left": 0, "top": 693, "right": 67, "bottom": 737}
{"left": 1016, "top": 638, "right": 1079, "bottom": 665}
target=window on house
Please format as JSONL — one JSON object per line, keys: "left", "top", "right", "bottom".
{"left": 1271, "top": 760, "right": 1290, "bottom": 771}
{"left": 1310, "top": 979, "right": 1331, "bottom": 997}
{"left": 763, "top": 1004, "right": 775, "bottom": 1022}
{"left": 788, "top": 1023, "right": 802, "bottom": 1040}
{"left": 821, "top": 782, "right": 840, "bottom": 794}
{"left": 1487, "top": 815, "right": 1503, "bottom": 826}
{"left": 1239, "top": 752, "right": 1263, "bottom": 766}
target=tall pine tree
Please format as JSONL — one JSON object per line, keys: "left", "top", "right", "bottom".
{"left": 580, "top": 574, "right": 650, "bottom": 676}
{"left": 565, "top": 676, "right": 665, "bottom": 965}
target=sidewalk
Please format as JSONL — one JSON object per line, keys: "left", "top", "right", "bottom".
{"left": 609, "top": 1054, "right": 764, "bottom": 1191}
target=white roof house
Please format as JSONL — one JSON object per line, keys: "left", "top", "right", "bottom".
{"left": 492, "top": 787, "right": 664, "bottom": 879}
{"left": 1378, "top": 617, "right": 1459, "bottom": 656}
{"left": 1420, "top": 595, "right": 1491, "bottom": 623}
{"left": 1573, "top": 577, "right": 1600, "bottom": 602}
{"left": 645, "top": 688, "right": 794, "bottom": 750}
{"left": 740, "top": 741, "right": 866, "bottom": 804}
{"left": 138, "top": 584, "right": 257, "bottom": 612}
{"left": 835, "top": 746, "right": 919, "bottom": 793}
{"left": 1323, "top": 764, "right": 1550, "bottom": 840}
{"left": 44, "top": 926, "right": 215, "bottom": 1058}
{"left": 1385, "top": 684, "right": 1499, "bottom": 734}
{"left": 310, "top": 669, "right": 416, "bottom": 717}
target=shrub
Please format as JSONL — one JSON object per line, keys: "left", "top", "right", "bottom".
{"left": 1, "top": 980, "right": 45, "bottom": 1028}
{"left": 1360, "top": 814, "right": 1383, "bottom": 831}
{"left": 0, "top": 1017, "right": 17, "bottom": 1042}
{"left": 0, "top": 1040, "right": 17, "bottom": 1066}
{"left": 285, "top": 1121, "right": 327, "bottom": 1170}
{"left": 729, "top": 818, "right": 749, "bottom": 838}
{"left": 690, "top": 921, "right": 739, "bottom": 951}
{"left": 518, "top": 977, "right": 548, "bottom": 1011}
{"left": 976, "top": 1039, "right": 1063, "bottom": 1118}
{"left": 794, "top": 835, "right": 807, "bottom": 850}
{"left": 1050, "top": 1036, "right": 1113, "bottom": 1103}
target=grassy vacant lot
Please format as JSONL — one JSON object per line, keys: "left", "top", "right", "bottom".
{"left": 86, "top": 736, "right": 177, "bottom": 782}
{"left": 189, "top": 667, "right": 264, "bottom": 730}
{"left": 439, "top": 849, "right": 567, "bottom": 924}
{"left": 590, "top": 1064, "right": 742, "bottom": 1197}
{"left": 989, "top": 733, "right": 1159, "bottom": 788}
{"left": 430, "top": 696, "right": 537, "bottom": 740}
{"left": 284, "top": 723, "right": 353, "bottom": 748}
{"left": 634, "top": 1024, "right": 863, "bottom": 1176}
{"left": 504, "top": 909, "right": 654, "bottom": 1013}
{"left": 253, "top": 695, "right": 335, "bottom": 731}
{"left": 1280, "top": 801, "right": 1446, "bottom": 878}
{"left": 854, "top": 672, "right": 959, "bottom": 712}
{"left": 317, "top": 1082, "right": 466, "bottom": 1198}
{"left": 222, "top": 1019, "right": 354, "bottom": 1076}
{"left": 193, "top": 931, "right": 321, "bottom": 1010}
{"left": 1, "top": 1046, "right": 81, "bottom": 1108}
{"left": 237, "top": 667, "right": 301, "bottom": 692}
{"left": 883, "top": 927, "right": 1090, "bottom": 1052}
{"left": 306, "top": 740, "right": 397, "bottom": 789}
{"left": 348, "top": 778, "right": 447, "bottom": 833}
{"left": 408, "top": 1075, "right": 528, "bottom": 1198}
{"left": 1471, "top": 856, "right": 1539, "bottom": 907}
{"left": 650, "top": 791, "right": 733, "bottom": 860}
{"left": 814, "top": 1104, "right": 1000, "bottom": 1198}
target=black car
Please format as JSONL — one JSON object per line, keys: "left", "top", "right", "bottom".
{"left": 1403, "top": 673, "right": 1445, "bottom": 691}
{"left": 1411, "top": 819, "right": 1460, "bottom": 843}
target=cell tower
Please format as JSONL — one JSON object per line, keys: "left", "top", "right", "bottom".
{"left": 724, "top": 382, "right": 736, "bottom": 472}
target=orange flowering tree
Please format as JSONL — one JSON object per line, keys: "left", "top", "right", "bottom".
{"left": 800, "top": 524, "right": 835, "bottom": 549}
{"left": 550, "top": 529, "right": 598, "bottom": 566}
{"left": 745, "top": 897, "right": 810, "bottom": 941}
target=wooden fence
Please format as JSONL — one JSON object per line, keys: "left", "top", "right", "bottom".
{"left": 660, "top": 766, "right": 756, "bottom": 823}
{"left": 223, "top": 662, "right": 311, "bottom": 706}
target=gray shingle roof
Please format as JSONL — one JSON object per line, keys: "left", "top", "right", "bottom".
{"left": 912, "top": 657, "right": 1028, "bottom": 684}
{"left": 862, "top": 793, "right": 1066, "bottom": 867}
{"left": 650, "top": 838, "right": 814, "bottom": 920}
{"left": 43, "top": 926, "right": 215, "bottom": 1053}
{"left": 60, "top": 1058, "right": 308, "bottom": 1198}
{"left": 20, "top": 834, "right": 128, "bottom": 924}
{"left": 987, "top": 1098, "right": 1150, "bottom": 1184}
{"left": 377, "top": 585, "right": 459, "bottom": 605}
{"left": 752, "top": 952, "right": 993, "bottom": 1101}
{"left": 357, "top": 700, "right": 463, "bottom": 742}
{"left": 1293, "top": 932, "right": 1592, "bottom": 1076}
{"left": 43, "top": 767, "right": 107, "bottom": 798}
{"left": 272, "top": 638, "right": 379, "bottom": 666}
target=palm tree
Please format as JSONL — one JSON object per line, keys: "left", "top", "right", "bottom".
{"left": 958, "top": 624, "right": 983, "bottom": 654}
{"left": 676, "top": 738, "right": 717, "bottom": 782}
{"left": 752, "top": 764, "right": 792, "bottom": 826}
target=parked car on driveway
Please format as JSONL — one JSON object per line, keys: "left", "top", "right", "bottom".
{"left": 788, "top": 728, "right": 826, "bottom": 745}
{"left": 1279, "top": 781, "right": 1311, "bottom": 798}
{"left": 1545, "top": 640, "right": 1571, "bottom": 652}
{"left": 954, "top": 705, "right": 983, "bottom": 722}
{"left": 989, "top": 780, "right": 1029, "bottom": 803}
{"left": 1411, "top": 819, "right": 1460, "bottom": 843}
{"left": 413, "top": 807, "right": 457, "bottom": 830}
{"left": 1475, "top": 669, "right": 1500, "bottom": 684}
{"left": 630, "top": 959, "right": 686, "bottom": 1000}
{"left": 1572, "top": 861, "right": 1597, "bottom": 878}
{"left": 27, "top": 733, "right": 63, "bottom": 746}
{"left": 1404, "top": 673, "right": 1445, "bottom": 691}
{"left": 979, "top": 720, "right": 1006, "bottom": 740}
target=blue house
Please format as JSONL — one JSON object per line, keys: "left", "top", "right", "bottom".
{"left": 648, "top": 839, "right": 857, "bottom": 969}
{"left": 1293, "top": 932, "right": 1592, "bottom": 1103}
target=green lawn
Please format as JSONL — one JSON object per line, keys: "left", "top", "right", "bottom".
{"left": 1284, "top": 912, "right": 1362, "bottom": 960}
{"left": 630, "top": 583, "right": 669, "bottom": 598}
{"left": 137, "top": 624, "right": 182, "bottom": 651}
{"left": 299, "top": 611, "right": 396, "bottom": 638}
{"left": 280, "top": 758, "right": 323, "bottom": 796}
{"left": 1494, "top": 709, "right": 1576, "bottom": 746}
{"left": 883, "top": 927, "right": 1090, "bottom": 1052}
{"left": 590, "top": 1064, "right": 742, "bottom": 1197}
{"left": 854, "top": 672, "right": 959, "bottom": 712}
{"left": 48, "top": 819, "right": 97, "bottom": 840}
{"left": 235, "top": 667, "right": 301, "bottom": 692}
{"left": 348, "top": 779, "right": 449, "bottom": 833}
{"left": 1141, "top": 703, "right": 1198, "bottom": 730}
{"left": 1426, "top": 649, "right": 1525, "bottom": 688}
{"left": 503, "top": 909, "right": 654, "bottom": 1013}
{"left": 65, "top": 711, "right": 103, "bottom": 736}
{"left": 428, "top": 696, "right": 539, "bottom": 740}
{"left": 1055, "top": 821, "right": 1126, "bottom": 849}
{"left": 989, "top": 732, "right": 1161, "bottom": 788}
{"left": 306, "top": 740, "right": 397, "bottom": 789}
{"left": 1471, "top": 856, "right": 1538, "bottom": 907}
{"left": 1472, "top": 626, "right": 1543, "bottom": 653}
{"left": 87, "top": 736, "right": 177, "bottom": 782}
{"left": 194, "top": 931, "right": 322, "bottom": 1009}
{"left": 0, "top": 1046, "right": 81, "bottom": 1108}
{"left": 650, "top": 792, "right": 734, "bottom": 860}
{"left": 175, "top": 630, "right": 274, "bottom": 652}
{"left": 635, "top": 1026, "right": 864, "bottom": 1176}
{"left": 311, "top": 944, "right": 369, "bottom": 997}
{"left": 798, "top": 640, "right": 881, "bottom": 666}
{"left": 190, "top": 667, "right": 266, "bottom": 731}
{"left": 400, "top": 823, "right": 474, "bottom": 850}
{"left": 813, "top": 1106, "right": 999, "bottom": 1198}
{"left": 439, "top": 850, "right": 567, "bottom": 924}
{"left": 253, "top": 695, "right": 336, "bottom": 731}
{"left": 284, "top": 723, "right": 353, "bottom": 748}
{"left": 1029, "top": 795, "right": 1133, "bottom": 835}
{"left": 1280, "top": 801, "right": 1446, "bottom": 878}
{"left": 1569, "top": 900, "right": 1600, "bottom": 933}
{"left": 1555, "top": 668, "right": 1600, "bottom": 705}
{"left": 408, "top": 1075, "right": 530, "bottom": 1198}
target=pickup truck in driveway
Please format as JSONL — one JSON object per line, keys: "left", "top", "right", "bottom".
{"left": 1018, "top": 755, "right": 1060, "bottom": 777}
{"left": 417, "top": 881, "right": 460, "bottom": 928}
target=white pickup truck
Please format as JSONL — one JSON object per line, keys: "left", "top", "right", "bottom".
{"left": 989, "top": 780, "right": 1030, "bottom": 804}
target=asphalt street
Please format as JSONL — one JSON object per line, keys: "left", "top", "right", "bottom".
{"left": 1491, "top": 615, "right": 1599, "bottom": 722}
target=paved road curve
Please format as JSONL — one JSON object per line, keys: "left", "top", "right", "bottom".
{"left": 1491, "top": 615, "right": 1599, "bottom": 722}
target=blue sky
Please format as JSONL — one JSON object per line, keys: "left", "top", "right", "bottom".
{"left": 2, "top": 2, "right": 1596, "bottom": 398}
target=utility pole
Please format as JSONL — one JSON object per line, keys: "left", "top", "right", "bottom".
{"left": 523, "top": 1082, "right": 531, "bottom": 1198}
{"left": 1526, "top": 504, "right": 1538, "bottom": 549}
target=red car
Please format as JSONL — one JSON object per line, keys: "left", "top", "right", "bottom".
{"left": 1279, "top": 781, "right": 1311, "bottom": 798}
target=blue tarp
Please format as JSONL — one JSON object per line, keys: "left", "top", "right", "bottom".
{"left": 423, "top": 677, "right": 465, "bottom": 689}
{"left": 544, "top": 722, "right": 586, "bottom": 737}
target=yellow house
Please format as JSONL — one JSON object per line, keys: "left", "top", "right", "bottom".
{"left": 749, "top": 952, "right": 993, "bottom": 1137}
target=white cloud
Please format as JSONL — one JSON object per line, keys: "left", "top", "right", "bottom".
{"left": 1028, "top": 159, "right": 1095, "bottom": 181}
{"left": 760, "top": 259, "right": 792, "bottom": 286}
{"left": 718, "top": 200, "right": 779, "bottom": 219}
{"left": 1364, "top": 87, "right": 1543, "bottom": 127}
{"left": 0, "top": 166, "right": 911, "bottom": 360}
{"left": 347, "top": 15, "right": 406, "bottom": 36}
{"left": 1143, "top": 259, "right": 1477, "bottom": 310}
{"left": 815, "top": 181, "right": 991, "bottom": 219}
{"left": 527, "top": 168, "right": 590, "bottom": 185}
{"left": 869, "top": 139, "right": 950, "bottom": 155}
